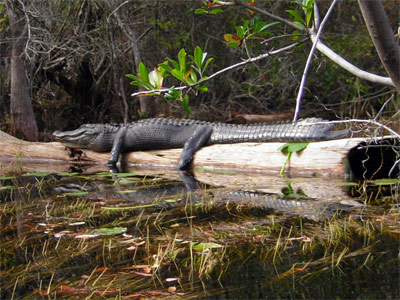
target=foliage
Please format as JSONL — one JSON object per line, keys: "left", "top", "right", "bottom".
{"left": 0, "top": 4, "right": 7, "bottom": 32}
{"left": 126, "top": 46, "right": 213, "bottom": 114}
{"left": 286, "top": 0, "right": 315, "bottom": 30}
{"left": 195, "top": 0, "right": 224, "bottom": 15}
{"left": 278, "top": 142, "right": 309, "bottom": 177}
{"left": 223, "top": 16, "right": 280, "bottom": 47}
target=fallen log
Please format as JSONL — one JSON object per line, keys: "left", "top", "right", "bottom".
{"left": 0, "top": 130, "right": 398, "bottom": 179}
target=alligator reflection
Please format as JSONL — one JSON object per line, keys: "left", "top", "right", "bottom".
{"left": 54, "top": 171, "right": 355, "bottom": 221}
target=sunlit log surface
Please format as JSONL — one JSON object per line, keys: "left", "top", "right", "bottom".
{"left": 1, "top": 130, "right": 398, "bottom": 179}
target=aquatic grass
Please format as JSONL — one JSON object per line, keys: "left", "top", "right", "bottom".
{"left": 1, "top": 171, "right": 399, "bottom": 299}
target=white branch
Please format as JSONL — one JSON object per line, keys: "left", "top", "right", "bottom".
{"left": 293, "top": 0, "right": 338, "bottom": 122}
{"left": 310, "top": 33, "right": 394, "bottom": 87}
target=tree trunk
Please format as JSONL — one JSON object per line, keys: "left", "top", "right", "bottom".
{"left": 357, "top": 0, "right": 400, "bottom": 93}
{"left": 6, "top": 0, "right": 38, "bottom": 140}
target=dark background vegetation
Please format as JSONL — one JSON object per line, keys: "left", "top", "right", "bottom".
{"left": 0, "top": 0, "right": 399, "bottom": 140}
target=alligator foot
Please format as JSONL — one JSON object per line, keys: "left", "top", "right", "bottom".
{"left": 107, "top": 161, "right": 120, "bottom": 174}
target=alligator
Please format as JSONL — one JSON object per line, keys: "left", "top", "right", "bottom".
{"left": 53, "top": 118, "right": 348, "bottom": 170}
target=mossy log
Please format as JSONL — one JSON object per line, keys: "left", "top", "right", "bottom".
{"left": 0, "top": 130, "right": 398, "bottom": 179}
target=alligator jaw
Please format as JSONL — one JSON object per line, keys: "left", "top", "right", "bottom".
{"left": 52, "top": 127, "right": 96, "bottom": 149}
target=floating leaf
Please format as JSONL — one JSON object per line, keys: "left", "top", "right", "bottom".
{"left": 373, "top": 179, "right": 400, "bottom": 185}
{"left": 102, "top": 203, "right": 158, "bottom": 210}
{"left": 57, "top": 172, "right": 80, "bottom": 177}
{"left": 191, "top": 242, "right": 223, "bottom": 252}
{"left": 22, "top": 172, "right": 50, "bottom": 177}
{"left": 0, "top": 185, "right": 13, "bottom": 191}
{"left": 63, "top": 191, "right": 89, "bottom": 197}
{"left": 91, "top": 227, "right": 127, "bottom": 236}
{"left": 0, "top": 176, "right": 16, "bottom": 180}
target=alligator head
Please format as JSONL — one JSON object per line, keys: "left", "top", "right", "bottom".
{"left": 53, "top": 124, "right": 115, "bottom": 152}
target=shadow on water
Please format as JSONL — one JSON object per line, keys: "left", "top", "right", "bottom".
{"left": 0, "top": 166, "right": 399, "bottom": 299}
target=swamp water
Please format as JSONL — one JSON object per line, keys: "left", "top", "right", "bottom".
{"left": 0, "top": 166, "right": 399, "bottom": 299}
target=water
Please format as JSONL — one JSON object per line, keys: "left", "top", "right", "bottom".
{"left": 0, "top": 166, "right": 399, "bottom": 299}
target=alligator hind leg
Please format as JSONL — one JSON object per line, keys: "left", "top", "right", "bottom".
{"left": 178, "top": 126, "right": 213, "bottom": 170}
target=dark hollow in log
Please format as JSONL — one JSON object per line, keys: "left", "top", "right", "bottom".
{"left": 346, "top": 138, "right": 400, "bottom": 180}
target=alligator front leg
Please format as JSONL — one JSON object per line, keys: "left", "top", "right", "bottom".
{"left": 107, "top": 127, "right": 127, "bottom": 168}
{"left": 178, "top": 126, "right": 213, "bottom": 170}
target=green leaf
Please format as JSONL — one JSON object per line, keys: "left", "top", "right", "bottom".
{"left": 171, "top": 69, "right": 185, "bottom": 81}
{"left": 0, "top": 176, "right": 16, "bottom": 180}
{"left": 286, "top": 9, "right": 304, "bottom": 25}
{"left": 102, "top": 204, "right": 157, "bottom": 210}
{"left": 167, "top": 58, "right": 180, "bottom": 71}
{"left": 256, "top": 21, "right": 281, "bottom": 33}
{"left": 278, "top": 142, "right": 309, "bottom": 154}
{"left": 373, "top": 179, "right": 400, "bottom": 185}
{"left": 195, "top": 8, "right": 208, "bottom": 14}
{"left": 278, "top": 142, "right": 309, "bottom": 178}
{"left": 196, "top": 86, "right": 208, "bottom": 92}
{"left": 0, "top": 186, "right": 13, "bottom": 191}
{"left": 165, "top": 87, "right": 181, "bottom": 101}
{"left": 158, "top": 61, "right": 172, "bottom": 73}
{"left": 177, "top": 48, "right": 187, "bottom": 72}
{"left": 138, "top": 62, "right": 150, "bottom": 83}
{"left": 63, "top": 191, "right": 89, "bottom": 197}
{"left": 202, "top": 57, "right": 214, "bottom": 74}
{"left": 223, "top": 34, "right": 241, "bottom": 47}
{"left": 191, "top": 242, "right": 223, "bottom": 252}
{"left": 188, "top": 70, "right": 198, "bottom": 84}
{"left": 22, "top": 172, "right": 50, "bottom": 177}
{"left": 235, "top": 25, "right": 245, "bottom": 38}
{"left": 194, "top": 45, "right": 203, "bottom": 68}
{"left": 210, "top": 8, "right": 224, "bottom": 14}
{"left": 91, "top": 227, "right": 127, "bottom": 236}
{"left": 182, "top": 95, "right": 192, "bottom": 115}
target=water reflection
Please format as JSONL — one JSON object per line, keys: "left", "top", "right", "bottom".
{"left": 0, "top": 167, "right": 399, "bottom": 299}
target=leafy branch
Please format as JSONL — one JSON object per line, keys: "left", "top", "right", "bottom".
{"left": 128, "top": 41, "right": 303, "bottom": 98}
{"left": 126, "top": 46, "right": 213, "bottom": 114}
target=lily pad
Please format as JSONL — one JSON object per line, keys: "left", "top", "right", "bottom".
{"left": 91, "top": 227, "right": 127, "bottom": 236}
{"left": 63, "top": 191, "right": 89, "bottom": 197}
{"left": 22, "top": 172, "right": 51, "bottom": 177}
{"left": 191, "top": 242, "right": 223, "bottom": 252}
{"left": 373, "top": 179, "right": 400, "bottom": 185}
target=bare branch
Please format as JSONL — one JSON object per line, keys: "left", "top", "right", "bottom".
{"left": 234, "top": 0, "right": 303, "bottom": 31}
{"left": 310, "top": 33, "right": 395, "bottom": 87}
{"left": 293, "top": 0, "right": 338, "bottom": 122}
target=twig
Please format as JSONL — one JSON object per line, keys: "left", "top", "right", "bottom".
{"left": 306, "top": 118, "right": 400, "bottom": 139}
{"left": 373, "top": 94, "right": 394, "bottom": 121}
{"left": 293, "top": 0, "right": 338, "bottom": 123}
